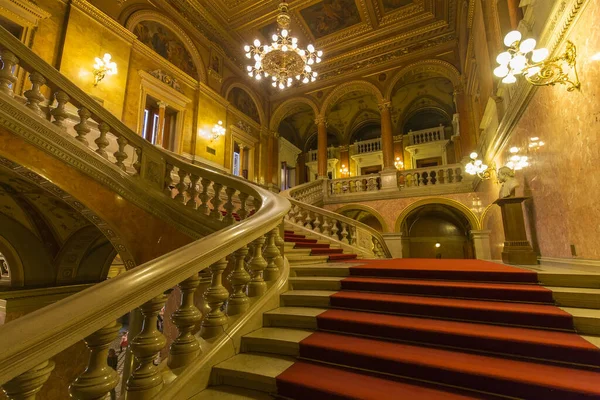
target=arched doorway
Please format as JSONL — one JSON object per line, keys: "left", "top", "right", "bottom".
{"left": 336, "top": 206, "right": 387, "bottom": 233}
{"left": 399, "top": 204, "right": 475, "bottom": 259}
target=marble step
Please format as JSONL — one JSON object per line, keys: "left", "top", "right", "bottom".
{"left": 285, "top": 255, "right": 330, "bottom": 265}
{"left": 561, "top": 306, "right": 600, "bottom": 335}
{"left": 290, "top": 264, "right": 350, "bottom": 277}
{"left": 547, "top": 286, "right": 600, "bottom": 308}
{"left": 538, "top": 272, "right": 600, "bottom": 289}
{"left": 241, "top": 327, "right": 313, "bottom": 356}
{"left": 190, "top": 385, "right": 273, "bottom": 399}
{"left": 280, "top": 290, "right": 334, "bottom": 308}
{"left": 289, "top": 276, "right": 343, "bottom": 291}
{"left": 263, "top": 306, "right": 328, "bottom": 330}
{"left": 284, "top": 248, "right": 312, "bottom": 256}
{"left": 210, "top": 353, "right": 295, "bottom": 394}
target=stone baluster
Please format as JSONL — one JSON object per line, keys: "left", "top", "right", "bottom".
{"left": 247, "top": 235, "right": 267, "bottom": 297}
{"left": 50, "top": 91, "right": 70, "bottom": 130}
{"left": 222, "top": 187, "right": 236, "bottom": 225}
{"left": 330, "top": 219, "right": 339, "bottom": 239}
{"left": 133, "top": 148, "right": 142, "bottom": 176}
{"left": 438, "top": 169, "right": 445, "bottom": 184}
{"left": 313, "top": 215, "right": 321, "bottom": 233}
{"left": 273, "top": 226, "right": 285, "bottom": 269}
{"left": 226, "top": 247, "right": 250, "bottom": 316}
{"left": 295, "top": 208, "right": 304, "bottom": 226}
{"left": 164, "top": 164, "right": 174, "bottom": 196}
{"left": 126, "top": 294, "right": 168, "bottom": 400}
{"left": 304, "top": 211, "right": 312, "bottom": 229}
{"left": 455, "top": 168, "right": 463, "bottom": 182}
{"left": 1, "top": 360, "right": 55, "bottom": 400}
{"left": 287, "top": 206, "right": 296, "bottom": 224}
{"left": 174, "top": 168, "right": 188, "bottom": 204}
{"left": 114, "top": 135, "right": 128, "bottom": 171}
{"left": 209, "top": 183, "right": 223, "bottom": 220}
{"left": 322, "top": 216, "right": 331, "bottom": 236}
{"left": 447, "top": 168, "right": 454, "bottom": 183}
{"left": 237, "top": 192, "right": 249, "bottom": 220}
{"left": 95, "top": 122, "right": 110, "bottom": 159}
{"left": 263, "top": 229, "right": 281, "bottom": 281}
{"left": 340, "top": 222, "right": 349, "bottom": 244}
{"left": 69, "top": 321, "right": 121, "bottom": 399}
{"left": 169, "top": 274, "right": 202, "bottom": 369}
{"left": 202, "top": 258, "right": 230, "bottom": 337}
{"left": 0, "top": 50, "right": 18, "bottom": 96}
{"left": 23, "top": 72, "right": 46, "bottom": 117}
{"left": 186, "top": 174, "right": 200, "bottom": 209}
{"left": 198, "top": 178, "right": 211, "bottom": 214}
{"left": 74, "top": 107, "right": 92, "bottom": 146}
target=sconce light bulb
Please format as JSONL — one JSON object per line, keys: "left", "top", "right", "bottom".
{"left": 469, "top": 152, "right": 478, "bottom": 159}
{"left": 509, "top": 146, "right": 519, "bottom": 153}
{"left": 502, "top": 74, "right": 517, "bottom": 84}
{"left": 494, "top": 65, "right": 509, "bottom": 78}
{"left": 519, "top": 38, "right": 537, "bottom": 54}
{"left": 496, "top": 52, "right": 512, "bottom": 66}
{"left": 531, "top": 48, "right": 549, "bottom": 63}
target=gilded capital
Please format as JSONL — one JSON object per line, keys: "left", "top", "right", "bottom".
{"left": 314, "top": 116, "right": 327, "bottom": 125}
{"left": 377, "top": 101, "right": 392, "bottom": 112}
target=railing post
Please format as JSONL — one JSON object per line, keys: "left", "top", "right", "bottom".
{"left": 69, "top": 320, "right": 121, "bottom": 400}
{"left": 1, "top": 360, "right": 54, "bottom": 400}
{"left": 0, "top": 50, "right": 18, "bottom": 96}
{"left": 247, "top": 235, "right": 267, "bottom": 297}
{"left": 202, "top": 258, "right": 230, "bottom": 336}
{"left": 226, "top": 247, "right": 250, "bottom": 316}
{"left": 125, "top": 294, "right": 168, "bottom": 400}
{"left": 24, "top": 71, "right": 46, "bottom": 117}
{"left": 263, "top": 228, "right": 281, "bottom": 281}
{"left": 169, "top": 274, "right": 202, "bottom": 369}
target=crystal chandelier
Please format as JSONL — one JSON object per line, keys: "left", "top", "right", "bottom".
{"left": 244, "top": 2, "right": 322, "bottom": 90}
{"left": 493, "top": 30, "right": 580, "bottom": 91}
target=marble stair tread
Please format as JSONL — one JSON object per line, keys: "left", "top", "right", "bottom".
{"left": 290, "top": 264, "right": 351, "bottom": 277}
{"left": 546, "top": 286, "right": 600, "bottom": 308}
{"left": 281, "top": 290, "right": 336, "bottom": 307}
{"left": 537, "top": 272, "right": 600, "bottom": 289}
{"left": 284, "top": 248, "right": 312, "bottom": 255}
{"left": 285, "top": 255, "right": 330, "bottom": 265}
{"left": 560, "top": 306, "right": 600, "bottom": 335}
{"left": 242, "top": 327, "right": 313, "bottom": 356}
{"left": 190, "top": 385, "right": 273, "bottom": 400}
{"left": 582, "top": 335, "right": 600, "bottom": 349}
{"left": 264, "top": 307, "right": 328, "bottom": 329}
{"left": 290, "top": 276, "right": 344, "bottom": 290}
{"left": 211, "top": 353, "right": 295, "bottom": 393}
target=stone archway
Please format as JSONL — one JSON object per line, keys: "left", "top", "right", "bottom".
{"left": 335, "top": 204, "right": 389, "bottom": 233}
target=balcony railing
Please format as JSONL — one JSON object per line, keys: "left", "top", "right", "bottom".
{"left": 353, "top": 137, "right": 382, "bottom": 154}
{"left": 406, "top": 125, "right": 446, "bottom": 145}
{"left": 330, "top": 174, "right": 381, "bottom": 195}
{"left": 305, "top": 146, "right": 339, "bottom": 162}
{"left": 398, "top": 165, "right": 464, "bottom": 187}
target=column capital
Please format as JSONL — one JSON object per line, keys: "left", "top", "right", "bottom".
{"left": 314, "top": 116, "right": 327, "bottom": 125}
{"left": 377, "top": 101, "right": 392, "bottom": 111}
{"left": 157, "top": 101, "right": 168, "bottom": 108}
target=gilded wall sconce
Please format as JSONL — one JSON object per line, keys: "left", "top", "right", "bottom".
{"left": 465, "top": 152, "right": 495, "bottom": 180}
{"left": 93, "top": 53, "right": 117, "bottom": 86}
{"left": 493, "top": 31, "right": 580, "bottom": 91}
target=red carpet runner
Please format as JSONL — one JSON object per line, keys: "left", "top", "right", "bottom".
{"left": 284, "top": 231, "right": 358, "bottom": 261}
{"left": 276, "top": 258, "right": 600, "bottom": 399}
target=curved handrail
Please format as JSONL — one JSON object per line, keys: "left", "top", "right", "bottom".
{"left": 0, "top": 25, "right": 292, "bottom": 391}
{"left": 282, "top": 180, "right": 392, "bottom": 258}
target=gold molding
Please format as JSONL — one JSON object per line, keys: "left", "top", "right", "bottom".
{"left": 70, "top": 0, "right": 137, "bottom": 43}
{"left": 0, "top": 0, "right": 50, "bottom": 27}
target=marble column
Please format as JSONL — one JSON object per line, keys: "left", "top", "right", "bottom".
{"left": 507, "top": 0, "right": 522, "bottom": 30}
{"left": 272, "top": 132, "right": 280, "bottom": 191}
{"left": 266, "top": 133, "right": 274, "bottom": 187}
{"left": 156, "top": 101, "right": 167, "bottom": 147}
{"left": 316, "top": 116, "right": 327, "bottom": 178}
{"left": 238, "top": 144, "right": 245, "bottom": 178}
{"left": 470, "top": 230, "right": 492, "bottom": 260}
{"left": 296, "top": 153, "right": 306, "bottom": 184}
{"left": 378, "top": 101, "right": 399, "bottom": 191}
{"left": 454, "top": 89, "right": 472, "bottom": 157}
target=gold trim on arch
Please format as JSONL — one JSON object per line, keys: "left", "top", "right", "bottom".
{"left": 394, "top": 197, "right": 481, "bottom": 233}
{"left": 334, "top": 204, "right": 389, "bottom": 233}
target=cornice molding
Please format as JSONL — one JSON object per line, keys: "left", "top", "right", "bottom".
{"left": 71, "top": 0, "right": 137, "bottom": 43}
{"left": 1, "top": 0, "right": 51, "bottom": 27}
{"left": 131, "top": 41, "right": 199, "bottom": 89}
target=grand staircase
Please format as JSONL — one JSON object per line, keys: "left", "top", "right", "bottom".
{"left": 197, "top": 229, "right": 600, "bottom": 399}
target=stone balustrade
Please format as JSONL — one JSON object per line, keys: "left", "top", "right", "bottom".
{"left": 329, "top": 174, "right": 381, "bottom": 195}
{"left": 288, "top": 179, "right": 324, "bottom": 205}
{"left": 305, "top": 146, "right": 339, "bottom": 163}
{"left": 0, "top": 26, "right": 291, "bottom": 400}
{"left": 353, "top": 137, "right": 382, "bottom": 154}
{"left": 406, "top": 125, "right": 446, "bottom": 145}
{"left": 398, "top": 165, "right": 464, "bottom": 187}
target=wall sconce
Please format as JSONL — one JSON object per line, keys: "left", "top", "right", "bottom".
{"left": 212, "top": 120, "right": 226, "bottom": 139}
{"left": 506, "top": 147, "right": 529, "bottom": 170}
{"left": 93, "top": 53, "right": 117, "bottom": 86}
{"left": 528, "top": 137, "right": 545, "bottom": 149}
{"left": 494, "top": 31, "right": 580, "bottom": 91}
{"left": 465, "top": 152, "right": 495, "bottom": 180}
{"left": 394, "top": 156, "right": 404, "bottom": 170}
{"left": 339, "top": 164, "right": 350, "bottom": 177}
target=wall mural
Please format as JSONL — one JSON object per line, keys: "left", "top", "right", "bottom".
{"left": 133, "top": 21, "right": 198, "bottom": 78}
{"left": 382, "top": 0, "right": 414, "bottom": 13}
{"left": 228, "top": 87, "right": 260, "bottom": 123}
{"left": 300, "top": 0, "right": 362, "bottom": 39}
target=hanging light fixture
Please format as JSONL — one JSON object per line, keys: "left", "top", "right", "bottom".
{"left": 493, "top": 31, "right": 580, "bottom": 91}
{"left": 244, "top": 2, "right": 322, "bottom": 90}
{"left": 465, "top": 152, "right": 493, "bottom": 180}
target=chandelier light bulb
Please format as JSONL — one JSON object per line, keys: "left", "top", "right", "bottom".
{"left": 272, "top": 82, "right": 277, "bottom": 87}
{"left": 312, "top": 71, "right": 318, "bottom": 77}
{"left": 305, "top": 65, "right": 311, "bottom": 72}
{"left": 502, "top": 74, "right": 517, "bottom": 84}
{"left": 255, "top": 74, "right": 261, "bottom": 80}
{"left": 307, "top": 44, "right": 315, "bottom": 52}
{"left": 317, "top": 50, "right": 323, "bottom": 57}
{"left": 316, "top": 57, "right": 321, "bottom": 63}
{"left": 264, "top": 71, "right": 269, "bottom": 77}
{"left": 282, "top": 45, "right": 288, "bottom": 52}
{"left": 496, "top": 51, "right": 512, "bottom": 65}
{"left": 281, "top": 29, "right": 288, "bottom": 37}
{"left": 248, "top": 72, "right": 253, "bottom": 77}
{"left": 246, "top": 66, "right": 252, "bottom": 71}
{"left": 299, "top": 49, "right": 306, "bottom": 56}
{"left": 295, "top": 75, "right": 301, "bottom": 80}
{"left": 246, "top": 53, "right": 252, "bottom": 58}
{"left": 509, "top": 147, "right": 519, "bottom": 153}
{"left": 494, "top": 65, "right": 509, "bottom": 78}
{"left": 279, "top": 83, "right": 285, "bottom": 89}
{"left": 244, "top": 45, "right": 251, "bottom": 52}
{"left": 470, "top": 152, "right": 478, "bottom": 159}
{"left": 308, "top": 58, "right": 314, "bottom": 65}
{"left": 531, "top": 48, "right": 549, "bottom": 63}
{"left": 272, "top": 34, "right": 278, "bottom": 41}
{"left": 520, "top": 38, "right": 537, "bottom": 53}
{"left": 303, "top": 77, "right": 309, "bottom": 83}
{"left": 292, "top": 37, "right": 298, "bottom": 44}
{"left": 253, "top": 39, "right": 261, "bottom": 47}
{"left": 504, "top": 30, "right": 522, "bottom": 47}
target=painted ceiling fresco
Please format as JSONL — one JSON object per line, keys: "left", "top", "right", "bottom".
{"left": 299, "top": 0, "right": 362, "bottom": 39}
{"left": 228, "top": 87, "right": 261, "bottom": 123}
{"left": 382, "top": 0, "right": 414, "bottom": 13}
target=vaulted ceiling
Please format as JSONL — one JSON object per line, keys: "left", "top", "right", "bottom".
{"left": 168, "top": 0, "right": 460, "bottom": 89}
